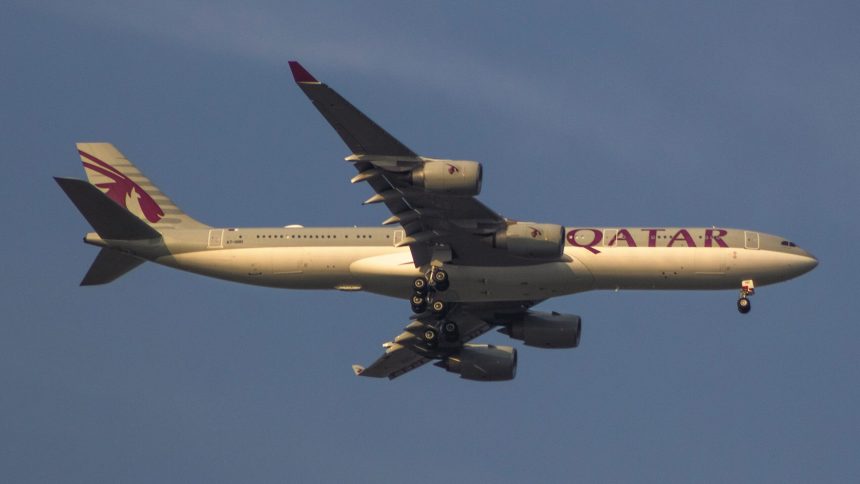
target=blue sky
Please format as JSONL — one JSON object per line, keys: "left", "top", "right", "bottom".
{"left": 2, "top": 1, "right": 858, "bottom": 482}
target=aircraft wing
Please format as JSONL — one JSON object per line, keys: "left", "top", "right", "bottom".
{"left": 352, "top": 302, "right": 531, "bottom": 380}
{"left": 289, "top": 61, "right": 509, "bottom": 267}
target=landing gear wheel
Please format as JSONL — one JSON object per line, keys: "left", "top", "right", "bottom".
{"left": 737, "top": 279, "right": 754, "bottom": 314}
{"left": 422, "top": 327, "right": 438, "bottom": 348}
{"left": 442, "top": 321, "right": 459, "bottom": 341}
{"left": 737, "top": 297, "right": 751, "bottom": 314}
{"left": 431, "top": 299, "right": 448, "bottom": 317}
{"left": 412, "top": 277, "right": 429, "bottom": 295}
{"left": 410, "top": 294, "right": 427, "bottom": 314}
{"left": 432, "top": 270, "right": 449, "bottom": 291}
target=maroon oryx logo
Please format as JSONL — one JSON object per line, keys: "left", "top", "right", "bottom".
{"left": 79, "top": 150, "right": 164, "bottom": 223}
{"left": 529, "top": 226, "right": 543, "bottom": 238}
{"left": 446, "top": 163, "right": 460, "bottom": 175}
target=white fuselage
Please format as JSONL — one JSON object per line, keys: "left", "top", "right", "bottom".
{"left": 105, "top": 225, "right": 818, "bottom": 303}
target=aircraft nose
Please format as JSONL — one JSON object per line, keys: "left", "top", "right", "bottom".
{"left": 796, "top": 251, "right": 819, "bottom": 275}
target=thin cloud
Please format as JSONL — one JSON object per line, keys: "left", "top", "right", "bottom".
{"left": 28, "top": 0, "right": 848, "bottom": 175}
{"left": 21, "top": 1, "right": 562, "bottom": 125}
{"left": 20, "top": 0, "right": 710, "bottom": 167}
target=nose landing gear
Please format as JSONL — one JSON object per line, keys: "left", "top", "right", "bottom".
{"left": 737, "top": 279, "right": 755, "bottom": 314}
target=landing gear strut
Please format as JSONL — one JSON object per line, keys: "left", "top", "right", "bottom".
{"left": 737, "top": 279, "right": 754, "bottom": 314}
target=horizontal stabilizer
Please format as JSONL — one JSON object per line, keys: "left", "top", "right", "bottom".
{"left": 55, "top": 177, "right": 161, "bottom": 240}
{"left": 81, "top": 248, "right": 145, "bottom": 286}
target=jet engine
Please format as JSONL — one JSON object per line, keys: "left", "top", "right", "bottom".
{"left": 500, "top": 311, "right": 582, "bottom": 348}
{"left": 435, "top": 344, "right": 517, "bottom": 381}
{"left": 411, "top": 160, "right": 482, "bottom": 195}
{"left": 489, "top": 222, "right": 565, "bottom": 258}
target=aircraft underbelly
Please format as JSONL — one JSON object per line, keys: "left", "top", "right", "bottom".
{"left": 157, "top": 245, "right": 805, "bottom": 297}
{"left": 581, "top": 247, "right": 801, "bottom": 289}
{"left": 159, "top": 247, "right": 383, "bottom": 289}
{"left": 349, "top": 252, "right": 596, "bottom": 302}
{"left": 442, "top": 261, "right": 595, "bottom": 302}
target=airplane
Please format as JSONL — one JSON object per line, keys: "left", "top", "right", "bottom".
{"left": 54, "top": 61, "right": 818, "bottom": 381}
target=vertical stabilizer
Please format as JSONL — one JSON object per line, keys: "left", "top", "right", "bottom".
{"left": 76, "top": 143, "right": 208, "bottom": 230}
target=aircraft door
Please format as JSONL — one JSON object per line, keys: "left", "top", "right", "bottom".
{"left": 207, "top": 229, "right": 224, "bottom": 248}
{"left": 603, "top": 229, "right": 617, "bottom": 248}
{"left": 744, "top": 231, "right": 760, "bottom": 249}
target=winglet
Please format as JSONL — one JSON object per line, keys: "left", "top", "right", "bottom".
{"left": 288, "top": 61, "right": 319, "bottom": 84}
{"left": 352, "top": 365, "right": 366, "bottom": 376}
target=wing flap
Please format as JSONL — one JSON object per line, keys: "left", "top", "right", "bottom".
{"left": 354, "top": 343, "right": 431, "bottom": 379}
{"left": 353, "top": 306, "right": 496, "bottom": 380}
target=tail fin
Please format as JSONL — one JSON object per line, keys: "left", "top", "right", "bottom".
{"left": 80, "top": 248, "right": 145, "bottom": 286}
{"left": 76, "top": 143, "right": 208, "bottom": 230}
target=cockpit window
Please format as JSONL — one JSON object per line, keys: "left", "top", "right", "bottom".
{"left": 780, "top": 240, "right": 797, "bottom": 247}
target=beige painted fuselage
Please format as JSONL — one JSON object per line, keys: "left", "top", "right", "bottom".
{"left": 91, "top": 226, "right": 818, "bottom": 303}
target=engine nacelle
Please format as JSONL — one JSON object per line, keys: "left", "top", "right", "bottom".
{"left": 490, "top": 222, "right": 565, "bottom": 258}
{"left": 411, "top": 160, "right": 482, "bottom": 196}
{"left": 501, "top": 311, "right": 582, "bottom": 348}
{"left": 437, "top": 344, "right": 517, "bottom": 381}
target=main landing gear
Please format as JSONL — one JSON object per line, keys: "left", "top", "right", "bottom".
{"left": 410, "top": 266, "right": 459, "bottom": 348}
{"left": 418, "top": 319, "right": 461, "bottom": 349}
{"left": 737, "top": 279, "right": 755, "bottom": 314}
{"left": 410, "top": 266, "right": 450, "bottom": 316}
